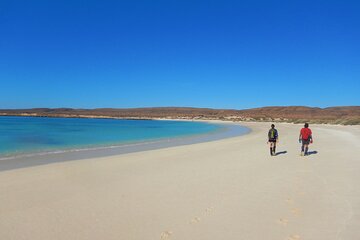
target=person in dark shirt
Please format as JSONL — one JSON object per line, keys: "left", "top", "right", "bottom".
{"left": 299, "top": 123, "right": 313, "bottom": 156}
{"left": 267, "top": 124, "right": 278, "bottom": 156}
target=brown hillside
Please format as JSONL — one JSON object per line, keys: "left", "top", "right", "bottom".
{"left": 0, "top": 106, "right": 359, "bottom": 125}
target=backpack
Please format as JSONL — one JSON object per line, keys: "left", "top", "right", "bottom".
{"left": 301, "top": 128, "right": 311, "bottom": 140}
{"left": 269, "top": 129, "right": 277, "bottom": 139}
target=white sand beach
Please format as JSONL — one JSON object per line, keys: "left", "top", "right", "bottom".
{"left": 0, "top": 122, "right": 359, "bottom": 240}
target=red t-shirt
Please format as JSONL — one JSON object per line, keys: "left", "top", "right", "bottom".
{"left": 300, "top": 128, "right": 312, "bottom": 140}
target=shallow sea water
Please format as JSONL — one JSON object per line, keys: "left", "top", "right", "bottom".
{"left": 0, "top": 116, "right": 221, "bottom": 157}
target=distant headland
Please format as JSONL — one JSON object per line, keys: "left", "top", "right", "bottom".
{"left": 1, "top": 106, "right": 359, "bottom": 125}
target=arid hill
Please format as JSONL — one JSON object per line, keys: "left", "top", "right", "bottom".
{"left": 0, "top": 106, "right": 359, "bottom": 125}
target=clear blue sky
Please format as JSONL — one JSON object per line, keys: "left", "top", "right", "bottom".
{"left": 1, "top": 0, "right": 359, "bottom": 109}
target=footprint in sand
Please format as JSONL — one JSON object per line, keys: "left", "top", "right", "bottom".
{"left": 278, "top": 218, "right": 289, "bottom": 226}
{"left": 190, "top": 217, "right": 201, "bottom": 224}
{"left": 204, "top": 206, "right": 214, "bottom": 215}
{"left": 291, "top": 208, "right": 302, "bottom": 216}
{"left": 286, "top": 198, "right": 294, "bottom": 205}
{"left": 160, "top": 231, "right": 173, "bottom": 240}
{"left": 287, "top": 234, "right": 301, "bottom": 240}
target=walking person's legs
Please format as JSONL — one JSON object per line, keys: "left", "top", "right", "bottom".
{"left": 304, "top": 144, "right": 309, "bottom": 155}
{"left": 269, "top": 142, "right": 274, "bottom": 155}
{"left": 301, "top": 140, "right": 305, "bottom": 156}
{"left": 273, "top": 142, "right": 276, "bottom": 155}
{"left": 301, "top": 139, "right": 310, "bottom": 156}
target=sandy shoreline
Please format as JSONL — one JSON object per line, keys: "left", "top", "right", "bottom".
{"left": 0, "top": 121, "right": 249, "bottom": 171}
{"left": 0, "top": 122, "right": 359, "bottom": 239}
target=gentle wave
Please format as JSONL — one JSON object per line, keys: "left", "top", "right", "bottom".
{"left": 0, "top": 138, "right": 180, "bottom": 161}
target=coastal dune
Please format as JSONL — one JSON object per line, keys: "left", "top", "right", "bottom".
{"left": 0, "top": 122, "right": 359, "bottom": 239}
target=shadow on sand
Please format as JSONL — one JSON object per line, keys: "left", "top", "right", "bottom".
{"left": 307, "top": 151, "right": 318, "bottom": 155}
{"left": 276, "top": 151, "right": 287, "bottom": 156}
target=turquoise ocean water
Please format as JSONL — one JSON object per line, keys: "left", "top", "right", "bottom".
{"left": 0, "top": 117, "right": 222, "bottom": 157}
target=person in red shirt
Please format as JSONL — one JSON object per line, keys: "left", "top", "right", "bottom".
{"left": 299, "top": 123, "right": 313, "bottom": 156}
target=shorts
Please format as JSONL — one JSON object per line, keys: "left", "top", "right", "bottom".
{"left": 269, "top": 139, "right": 277, "bottom": 143}
{"left": 302, "top": 138, "right": 310, "bottom": 145}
